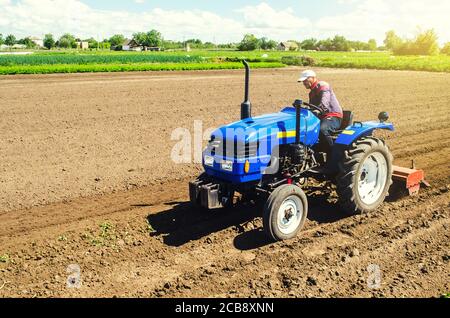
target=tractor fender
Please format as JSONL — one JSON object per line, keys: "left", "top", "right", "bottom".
{"left": 335, "top": 121, "right": 394, "bottom": 146}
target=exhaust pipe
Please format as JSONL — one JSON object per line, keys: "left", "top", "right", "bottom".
{"left": 241, "top": 60, "right": 252, "bottom": 120}
{"left": 293, "top": 99, "right": 303, "bottom": 144}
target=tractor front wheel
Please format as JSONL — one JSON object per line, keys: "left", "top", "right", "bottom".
{"left": 263, "top": 185, "right": 308, "bottom": 241}
{"left": 336, "top": 137, "right": 393, "bottom": 215}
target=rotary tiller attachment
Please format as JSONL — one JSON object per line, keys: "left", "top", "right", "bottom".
{"left": 392, "top": 160, "right": 430, "bottom": 196}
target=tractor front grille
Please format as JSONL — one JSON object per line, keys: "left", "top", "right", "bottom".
{"left": 207, "top": 138, "right": 258, "bottom": 159}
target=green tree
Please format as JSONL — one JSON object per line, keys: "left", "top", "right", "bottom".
{"left": 394, "top": 29, "right": 439, "bottom": 55}
{"left": 147, "top": 29, "right": 163, "bottom": 47}
{"left": 348, "top": 41, "right": 370, "bottom": 51}
{"left": 186, "top": 38, "right": 203, "bottom": 49}
{"left": 5, "top": 34, "right": 16, "bottom": 46}
{"left": 442, "top": 42, "right": 450, "bottom": 55}
{"left": 413, "top": 29, "right": 439, "bottom": 55}
{"left": 300, "top": 38, "right": 318, "bottom": 50}
{"left": 317, "top": 38, "right": 333, "bottom": 51}
{"left": 109, "top": 34, "right": 125, "bottom": 48}
{"left": 218, "top": 43, "right": 236, "bottom": 49}
{"left": 384, "top": 30, "right": 402, "bottom": 51}
{"left": 133, "top": 30, "right": 162, "bottom": 47}
{"left": 237, "top": 34, "right": 260, "bottom": 51}
{"left": 132, "top": 32, "right": 146, "bottom": 46}
{"left": 0, "top": 34, "right": 4, "bottom": 46}
{"left": 58, "top": 34, "right": 76, "bottom": 49}
{"left": 203, "top": 42, "right": 216, "bottom": 49}
{"left": 18, "top": 37, "right": 36, "bottom": 49}
{"left": 100, "top": 41, "right": 111, "bottom": 50}
{"left": 368, "top": 39, "right": 377, "bottom": 51}
{"left": 331, "top": 35, "right": 351, "bottom": 51}
{"left": 186, "top": 38, "right": 202, "bottom": 45}
{"left": 163, "top": 40, "right": 183, "bottom": 50}
{"left": 43, "top": 34, "right": 55, "bottom": 50}
{"left": 260, "top": 37, "right": 277, "bottom": 50}
{"left": 83, "top": 38, "right": 98, "bottom": 50}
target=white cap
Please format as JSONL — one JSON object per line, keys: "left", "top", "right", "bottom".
{"left": 298, "top": 70, "right": 317, "bottom": 82}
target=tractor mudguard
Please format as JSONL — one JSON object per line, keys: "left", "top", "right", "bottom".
{"left": 335, "top": 121, "right": 394, "bottom": 146}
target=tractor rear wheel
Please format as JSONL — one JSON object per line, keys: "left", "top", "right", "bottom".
{"left": 263, "top": 185, "right": 308, "bottom": 241}
{"left": 336, "top": 137, "right": 393, "bottom": 215}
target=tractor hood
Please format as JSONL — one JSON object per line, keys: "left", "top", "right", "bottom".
{"left": 210, "top": 107, "right": 321, "bottom": 146}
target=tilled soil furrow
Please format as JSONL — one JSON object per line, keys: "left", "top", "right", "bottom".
{"left": 110, "top": 189, "right": 449, "bottom": 298}
{"left": 157, "top": 190, "right": 449, "bottom": 298}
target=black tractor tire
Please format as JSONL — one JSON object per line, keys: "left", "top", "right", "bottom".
{"left": 263, "top": 185, "right": 308, "bottom": 241}
{"left": 336, "top": 137, "right": 393, "bottom": 215}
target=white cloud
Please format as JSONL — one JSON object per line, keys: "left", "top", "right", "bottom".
{"left": 0, "top": 0, "right": 243, "bottom": 43}
{"left": 0, "top": 0, "right": 448, "bottom": 44}
{"left": 237, "top": 3, "right": 309, "bottom": 30}
{"left": 0, "top": 0, "right": 309, "bottom": 43}
{"left": 315, "top": 0, "right": 450, "bottom": 44}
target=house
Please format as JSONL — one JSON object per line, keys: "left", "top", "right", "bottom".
{"left": 277, "top": 41, "right": 299, "bottom": 51}
{"left": 12, "top": 44, "right": 27, "bottom": 49}
{"left": 30, "top": 37, "right": 44, "bottom": 48}
{"left": 76, "top": 41, "right": 89, "bottom": 50}
{"left": 121, "top": 39, "right": 141, "bottom": 51}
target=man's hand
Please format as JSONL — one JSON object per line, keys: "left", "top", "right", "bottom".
{"left": 311, "top": 109, "right": 322, "bottom": 118}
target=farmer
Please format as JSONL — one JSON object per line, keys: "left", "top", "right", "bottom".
{"left": 298, "top": 70, "right": 343, "bottom": 150}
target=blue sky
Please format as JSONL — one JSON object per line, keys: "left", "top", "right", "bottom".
{"left": 1, "top": 0, "right": 449, "bottom": 44}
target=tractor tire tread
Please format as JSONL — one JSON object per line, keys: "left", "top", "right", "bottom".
{"left": 336, "top": 137, "right": 393, "bottom": 216}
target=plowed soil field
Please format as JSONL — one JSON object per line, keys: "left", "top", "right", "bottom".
{"left": 0, "top": 68, "right": 449, "bottom": 298}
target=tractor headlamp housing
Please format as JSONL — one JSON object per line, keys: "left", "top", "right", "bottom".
{"left": 204, "top": 155, "right": 214, "bottom": 167}
{"left": 221, "top": 160, "right": 234, "bottom": 172}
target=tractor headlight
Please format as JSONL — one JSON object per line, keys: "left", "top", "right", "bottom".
{"left": 204, "top": 155, "right": 214, "bottom": 167}
{"left": 221, "top": 160, "right": 233, "bottom": 172}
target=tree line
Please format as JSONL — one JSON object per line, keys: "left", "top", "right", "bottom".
{"left": 237, "top": 29, "right": 449, "bottom": 55}
{"left": 1, "top": 29, "right": 449, "bottom": 56}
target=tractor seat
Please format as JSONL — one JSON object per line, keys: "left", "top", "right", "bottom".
{"left": 332, "top": 111, "right": 354, "bottom": 135}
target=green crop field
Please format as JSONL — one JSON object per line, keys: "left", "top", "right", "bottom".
{"left": 0, "top": 53, "right": 204, "bottom": 65}
{"left": 0, "top": 62, "right": 285, "bottom": 74}
{"left": 0, "top": 49, "right": 449, "bottom": 75}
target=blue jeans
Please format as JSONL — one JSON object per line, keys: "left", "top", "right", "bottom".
{"left": 320, "top": 117, "right": 342, "bottom": 149}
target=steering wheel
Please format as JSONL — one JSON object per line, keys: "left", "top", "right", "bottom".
{"left": 292, "top": 100, "right": 325, "bottom": 118}
{"left": 303, "top": 102, "right": 324, "bottom": 114}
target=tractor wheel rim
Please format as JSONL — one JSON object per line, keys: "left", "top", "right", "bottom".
{"left": 358, "top": 152, "right": 388, "bottom": 205}
{"left": 277, "top": 195, "right": 303, "bottom": 235}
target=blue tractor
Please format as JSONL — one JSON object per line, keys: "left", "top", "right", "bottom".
{"left": 190, "top": 61, "right": 394, "bottom": 241}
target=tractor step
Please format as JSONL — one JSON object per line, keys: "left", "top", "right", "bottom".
{"left": 392, "top": 165, "right": 429, "bottom": 196}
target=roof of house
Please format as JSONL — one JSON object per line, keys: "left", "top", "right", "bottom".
{"left": 122, "top": 39, "right": 139, "bottom": 47}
